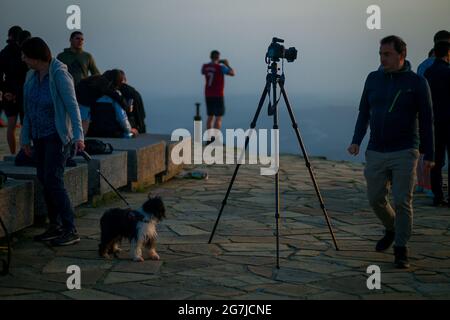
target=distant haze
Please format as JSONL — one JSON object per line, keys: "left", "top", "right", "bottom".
{"left": 1, "top": 1, "right": 449, "bottom": 161}
{"left": 2, "top": 0, "right": 449, "bottom": 100}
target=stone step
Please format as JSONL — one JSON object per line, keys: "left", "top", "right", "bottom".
{"left": 146, "top": 133, "right": 189, "bottom": 182}
{"left": 0, "top": 180, "right": 34, "bottom": 237}
{"left": 91, "top": 134, "right": 167, "bottom": 191}
{"left": 0, "top": 162, "right": 88, "bottom": 217}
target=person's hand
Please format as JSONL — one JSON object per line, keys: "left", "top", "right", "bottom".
{"left": 347, "top": 144, "right": 360, "bottom": 156}
{"left": 74, "top": 140, "right": 85, "bottom": 155}
{"left": 220, "top": 59, "right": 230, "bottom": 66}
{"left": 23, "top": 144, "right": 32, "bottom": 157}
{"left": 131, "top": 128, "right": 139, "bottom": 137}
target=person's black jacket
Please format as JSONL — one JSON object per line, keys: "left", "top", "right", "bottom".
{"left": 0, "top": 39, "right": 28, "bottom": 96}
{"left": 424, "top": 59, "right": 450, "bottom": 128}
{"left": 352, "top": 61, "right": 434, "bottom": 161}
{"left": 119, "top": 83, "right": 147, "bottom": 133}
{"left": 75, "top": 75, "right": 128, "bottom": 111}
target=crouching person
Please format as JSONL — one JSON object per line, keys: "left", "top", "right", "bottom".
{"left": 21, "top": 37, "right": 85, "bottom": 246}
{"left": 86, "top": 93, "right": 137, "bottom": 138}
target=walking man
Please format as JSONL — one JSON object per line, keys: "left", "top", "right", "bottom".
{"left": 348, "top": 36, "right": 435, "bottom": 269}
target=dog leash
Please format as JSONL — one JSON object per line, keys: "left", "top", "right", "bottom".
{"left": 80, "top": 151, "right": 130, "bottom": 207}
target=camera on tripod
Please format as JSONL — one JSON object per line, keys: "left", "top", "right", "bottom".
{"left": 266, "top": 37, "right": 298, "bottom": 63}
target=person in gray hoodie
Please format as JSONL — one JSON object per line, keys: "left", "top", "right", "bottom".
{"left": 21, "top": 37, "right": 85, "bottom": 246}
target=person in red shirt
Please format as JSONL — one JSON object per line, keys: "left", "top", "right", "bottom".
{"left": 201, "top": 50, "right": 235, "bottom": 141}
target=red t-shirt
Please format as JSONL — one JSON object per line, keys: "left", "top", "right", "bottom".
{"left": 201, "top": 63, "right": 229, "bottom": 97}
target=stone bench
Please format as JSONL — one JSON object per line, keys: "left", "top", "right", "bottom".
{"left": 0, "top": 180, "right": 34, "bottom": 237}
{"left": 0, "top": 162, "right": 88, "bottom": 218}
{"left": 92, "top": 135, "right": 167, "bottom": 191}
{"left": 146, "top": 133, "right": 189, "bottom": 182}
{"left": 72, "top": 151, "right": 128, "bottom": 203}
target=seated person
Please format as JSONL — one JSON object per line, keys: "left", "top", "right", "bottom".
{"left": 86, "top": 94, "right": 138, "bottom": 138}
{"left": 76, "top": 69, "right": 130, "bottom": 134}
{"left": 118, "top": 70, "right": 147, "bottom": 134}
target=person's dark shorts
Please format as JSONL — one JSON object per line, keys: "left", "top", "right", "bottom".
{"left": 206, "top": 97, "right": 225, "bottom": 117}
{"left": 2, "top": 99, "right": 21, "bottom": 118}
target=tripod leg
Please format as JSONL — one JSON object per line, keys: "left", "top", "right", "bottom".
{"left": 209, "top": 82, "right": 271, "bottom": 244}
{"left": 271, "top": 80, "right": 281, "bottom": 269}
{"left": 279, "top": 82, "right": 340, "bottom": 251}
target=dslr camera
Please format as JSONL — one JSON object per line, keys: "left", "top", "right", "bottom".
{"left": 266, "top": 37, "right": 298, "bottom": 63}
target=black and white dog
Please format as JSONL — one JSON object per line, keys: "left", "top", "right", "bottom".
{"left": 99, "top": 196, "right": 166, "bottom": 262}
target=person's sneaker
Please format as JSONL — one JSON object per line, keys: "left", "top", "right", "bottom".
{"left": 432, "top": 198, "right": 448, "bottom": 207}
{"left": 375, "top": 230, "right": 395, "bottom": 252}
{"left": 394, "top": 246, "right": 410, "bottom": 269}
{"left": 50, "top": 230, "right": 80, "bottom": 246}
{"left": 34, "top": 225, "right": 63, "bottom": 242}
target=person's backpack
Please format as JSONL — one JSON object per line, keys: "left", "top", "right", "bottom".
{"left": 84, "top": 139, "right": 114, "bottom": 155}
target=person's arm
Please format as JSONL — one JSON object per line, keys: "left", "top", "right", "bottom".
{"left": 88, "top": 54, "right": 101, "bottom": 76}
{"left": 417, "top": 77, "right": 434, "bottom": 162}
{"left": 20, "top": 78, "right": 33, "bottom": 148}
{"left": 351, "top": 76, "right": 371, "bottom": 146}
{"left": 220, "top": 59, "right": 235, "bottom": 76}
{"left": 54, "top": 69, "right": 84, "bottom": 143}
{"left": 113, "top": 101, "right": 133, "bottom": 136}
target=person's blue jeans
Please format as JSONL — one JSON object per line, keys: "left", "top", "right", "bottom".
{"left": 34, "top": 133, "right": 76, "bottom": 232}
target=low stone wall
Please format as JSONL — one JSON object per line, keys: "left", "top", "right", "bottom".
{"left": 0, "top": 162, "right": 88, "bottom": 218}
{"left": 73, "top": 151, "right": 128, "bottom": 200}
{"left": 0, "top": 180, "right": 34, "bottom": 237}
{"left": 94, "top": 135, "right": 167, "bottom": 191}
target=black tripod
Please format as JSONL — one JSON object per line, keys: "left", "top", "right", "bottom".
{"left": 208, "top": 61, "right": 339, "bottom": 268}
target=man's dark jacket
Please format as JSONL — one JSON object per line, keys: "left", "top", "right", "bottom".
{"left": 424, "top": 59, "right": 450, "bottom": 128}
{"left": 0, "top": 40, "right": 28, "bottom": 96}
{"left": 352, "top": 61, "right": 435, "bottom": 161}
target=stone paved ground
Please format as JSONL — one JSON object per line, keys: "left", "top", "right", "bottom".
{"left": 0, "top": 128, "right": 449, "bottom": 300}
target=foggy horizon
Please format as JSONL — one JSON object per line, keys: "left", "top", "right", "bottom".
{"left": 1, "top": 0, "right": 449, "bottom": 104}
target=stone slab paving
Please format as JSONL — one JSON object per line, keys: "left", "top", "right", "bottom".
{"left": 0, "top": 151, "right": 449, "bottom": 300}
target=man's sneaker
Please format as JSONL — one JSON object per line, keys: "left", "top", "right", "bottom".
{"left": 394, "top": 246, "right": 410, "bottom": 269}
{"left": 50, "top": 231, "right": 80, "bottom": 246}
{"left": 433, "top": 198, "right": 448, "bottom": 207}
{"left": 34, "top": 226, "right": 63, "bottom": 242}
{"left": 375, "top": 230, "right": 395, "bottom": 252}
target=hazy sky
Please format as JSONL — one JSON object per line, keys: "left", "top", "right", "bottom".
{"left": 1, "top": 0, "right": 449, "bottom": 104}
